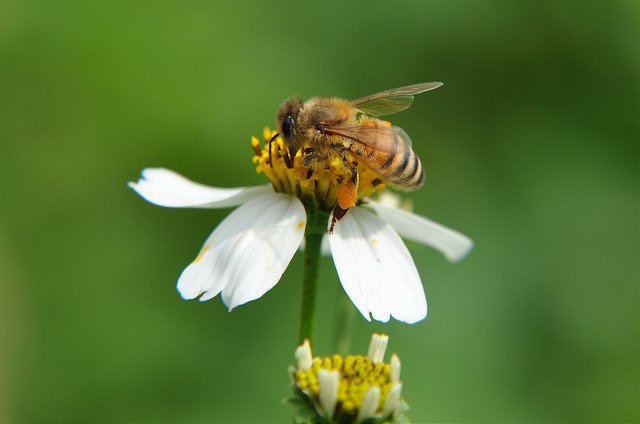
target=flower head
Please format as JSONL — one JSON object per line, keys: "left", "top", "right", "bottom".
{"left": 252, "top": 128, "right": 384, "bottom": 216}
{"left": 129, "top": 128, "right": 473, "bottom": 322}
{"left": 288, "top": 334, "right": 407, "bottom": 423}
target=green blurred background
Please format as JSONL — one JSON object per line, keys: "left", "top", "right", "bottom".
{"left": 1, "top": 1, "right": 637, "bottom": 422}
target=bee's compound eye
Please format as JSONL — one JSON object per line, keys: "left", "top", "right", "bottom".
{"left": 282, "top": 115, "right": 294, "bottom": 140}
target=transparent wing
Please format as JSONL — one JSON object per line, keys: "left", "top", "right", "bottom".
{"left": 324, "top": 121, "right": 413, "bottom": 154}
{"left": 350, "top": 82, "right": 443, "bottom": 117}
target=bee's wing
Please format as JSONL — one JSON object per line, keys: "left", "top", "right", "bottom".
{"left": 350, "top": 82, "right": 443, "bottom": 117}
{"left": 324, "top": 123, "right": 413, "bottom": 154}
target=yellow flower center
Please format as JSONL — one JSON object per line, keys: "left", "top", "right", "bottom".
{"left": 252, "top": 128, "right": 385, "bottom": 212}
{"left": 294, "top": 354, "right": 394, "bottom": 416}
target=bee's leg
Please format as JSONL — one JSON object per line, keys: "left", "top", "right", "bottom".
{"left": 330, "top": 167, "right": 359, "bottom": 233}
{"left": 339, "top": 166, "right": 359, "bottom": 208}
{"left": 302, "top": 147, "right": 316, "bottom": 167}
{"left": 283, "top": 148, "right": 294, "bottom": 168}
{"left": 268, "top": 132, "right": 279, "bottom": 169}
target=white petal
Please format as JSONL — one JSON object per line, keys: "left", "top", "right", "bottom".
{"left": 328, "top": 207, "right": 427, "bottom": 323}
{"left": 371, "top": 191, "right": 405, "bottom": 209}
{"left": 129, "top": 167, "right": 271, "bottom": 208}
{"left": 176, "top": 193, "right": 306, "bottom": 308}
{"left": 294, "top": 339, "right": 313, "bottom": 370}
{"left": 368, "top": 202, "right": 473, "bottom": 262}
{"left": 367, "top": 333, "right": 389, "bottom": 364}
{"left": 382, "top": 383, "right": 403, "bottom": 416}
{"left": 357, "top": 386, "right": 381, "bottom": 422}
{"left": 318, "top": 369, "right": 339, "bottom": 420}
{"left": 390, "top": 354, "right": 401, "bottom": 384}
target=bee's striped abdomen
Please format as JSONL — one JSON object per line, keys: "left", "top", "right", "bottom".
{"left": 346, "top": 120, "right": 425, "bottom": 190}
{"left": 349, "top": 143, "right": 424, "bottom": 190}
{"left": 373, "top": 149, "right": 424, "bottom": 190}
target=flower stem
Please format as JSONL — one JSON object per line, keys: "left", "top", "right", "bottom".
{"left": 298, "top": 209, "right": 325, "bottom": 345}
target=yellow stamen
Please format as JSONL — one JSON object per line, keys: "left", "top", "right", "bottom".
{"left": 293, "top": 352, "right": 396, "bottom": 416}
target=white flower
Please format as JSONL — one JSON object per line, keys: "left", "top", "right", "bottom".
{"left": 129, "top": 166, "right": 472, "bottom": 323}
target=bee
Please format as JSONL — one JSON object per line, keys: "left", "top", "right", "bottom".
{"left": 272, "top": 82, "right": 443, "bottom": 228}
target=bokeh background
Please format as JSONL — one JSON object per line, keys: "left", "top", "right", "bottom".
{"left": 1, "top": 1, "right": 637, "bottom": 422}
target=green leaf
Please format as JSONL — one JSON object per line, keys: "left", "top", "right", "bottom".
{"left": 286, "top": 385, "right": 328, "bottom": 424}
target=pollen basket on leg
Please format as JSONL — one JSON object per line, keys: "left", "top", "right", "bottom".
{"left": 252, "top": 128, "right": 385, "bottom": 212}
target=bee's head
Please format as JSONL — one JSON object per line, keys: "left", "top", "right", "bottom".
{"left": 276, "top": 97, "right": 304, "bottom": 154}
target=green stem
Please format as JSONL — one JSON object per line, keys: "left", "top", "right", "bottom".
{"left": 331, "top": 284, "right": 354, "bottom": 354}
{"left": 298, "top": 210, "right": 324, "bottom": 345}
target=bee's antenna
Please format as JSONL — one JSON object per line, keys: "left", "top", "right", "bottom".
{"left": 268, "top": 132, "right": 279, "bottom": 169}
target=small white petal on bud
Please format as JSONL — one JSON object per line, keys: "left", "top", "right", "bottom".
{"left": 318, "top": 369, "right": 339, "bottom": 420}
{"left": 390, "top": 353, "right": 401, "bottom": 384}
{"left": 367, "top": 333, "right": 389, "bottom": 364}
{"left": 287, "top": 366, "right": 296, "bottom": 384}
{"left": 356, "top": 386, "right": 381, "bottom": 422}
{"left": 294, "top": 339, "right": 313, "bottom": 370}
{"left": 382, "top": 383, "right": 403, "bottom": 416}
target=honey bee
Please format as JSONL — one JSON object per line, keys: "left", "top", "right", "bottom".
{"left": 272, "top": 82, "right": 443, "bottom": 228}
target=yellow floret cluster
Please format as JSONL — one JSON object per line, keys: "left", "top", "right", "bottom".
{"left": 251, "top": 128, "right": 385, "bottom": 211}
{"left": 294, "top": 354, "right": 394, "bottom": 415}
